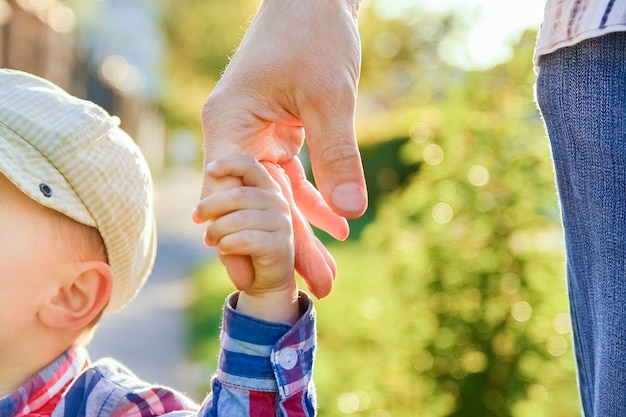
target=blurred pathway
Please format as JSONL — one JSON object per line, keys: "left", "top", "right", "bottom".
{"left": 89, "top": 168, "right": 211, "bottom": 399}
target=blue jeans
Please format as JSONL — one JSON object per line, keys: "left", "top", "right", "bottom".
{"left": 536, "top": 32, "right": 626, "bottom": 417}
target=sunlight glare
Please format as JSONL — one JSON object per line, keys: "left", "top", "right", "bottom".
{"left": 374, "top": 0, "right": 546, "bottom": 70}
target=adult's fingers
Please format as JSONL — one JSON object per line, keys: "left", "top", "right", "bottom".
{"left": 281, "top": 157, "right": 349, "bottom": 241}
{"left": 293, "top": 213, "right": 336, "bottom": 298}
{"left": 263, "top": 162, "right": 336, "bottom": 298}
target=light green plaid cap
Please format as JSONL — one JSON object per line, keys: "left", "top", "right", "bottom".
{"left": 0, "top": 69, "right": 156, "bottom": 312}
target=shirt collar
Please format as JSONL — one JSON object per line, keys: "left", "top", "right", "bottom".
{"left": 0, "top": 346, "right": 89, "bottom": 417}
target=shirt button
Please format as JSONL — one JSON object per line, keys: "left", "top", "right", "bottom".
{"left": 278, "top": 347, "right": 298, "bottom": 370}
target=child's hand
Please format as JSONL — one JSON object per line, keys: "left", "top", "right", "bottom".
{"left": 193, "top": 155, "right": 299, "bottom": 323}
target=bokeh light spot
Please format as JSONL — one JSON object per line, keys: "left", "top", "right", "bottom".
{"left": 553, "top": 312, "right": 572, "bottom": 335}
{"left": 527, "top": 384, "right": 548, "bottom": 403}
{"left": 48, "top": 3, "right": 76, "bottom": 33}
{"left": 435, "top": 180, "right": 456, "bottom": 202}
{"left": 501, "top": 273, "right": 520, "bottom": 294}
{"left": 100, "top": 55, "right": 144, "bottom": 93}
{"left": 493, "top": 333, "right": 515, "bottom": 357}
{"left": 409, "top": 122, "right": 433, "bottom": 143}
{"left": 337, "top": 392, "right": 359, "bottom": 414}
{"left": 546, "top": 335, "right": 568, "bottom": 357}
{"left": 432, "top": 202, "right": 453, "bottom": 224}
{"left": 337, "top": 391, "right": 370, "bottom": 414}
{"left": 511, "top": 301, "right": 532, "bottom": 322}
{"left": 360, "top": 297, "right": 384, "bottom": 320}
{"left": 423, "top": 143, "right": 444, "bottom": 165}
{"left": 434, "top": 327, "right": 456, "bottom": 350}
{"left": 460, "top": 349, "right": 487, "bottom": 373}
{"left": 467, "top": 164, "right": 490, "bottom": 186}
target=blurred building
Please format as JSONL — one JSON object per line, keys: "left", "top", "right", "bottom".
{"left": 0, "top": 0, "right": 166, "bottom": 172}
{"left": 0, "top": 0, "right": 75, "bottom": 90}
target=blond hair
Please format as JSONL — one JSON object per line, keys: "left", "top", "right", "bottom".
{"left": 47, "top": 209, "right": 109, "bottom": 344}
{"left": 49, "top": 209, "right": 108, "bottom": 264}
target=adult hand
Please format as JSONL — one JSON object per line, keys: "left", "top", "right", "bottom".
{"left": 197, "top": 0, "right": 366, "bottom": 298}
{"left": 193, "top": 158, "right": 337, "bottom": 298}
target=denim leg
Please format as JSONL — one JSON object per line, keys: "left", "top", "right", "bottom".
{"left": 536, "top": 32, "right": 626, "bottom": 417}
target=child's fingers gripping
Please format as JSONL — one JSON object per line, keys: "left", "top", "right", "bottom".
{"left": 219, "top": 253, "right": 255, "bottom": 291}
{"left": 217, "top": 229, "right": 294, "bottom": 293}
{"left": 192, "top": 155, "right": 279, "bottom": 224}
{"left": 192, "top": 175, "right": 242, "bottom": 224}
{"left": 205, "top": 208, "right": 291, "bottom": 247}
{"left": 206, "top": 182, "right": 293, "bottom": 293}
{"left": 207, "top": 155, "right": 280, "bottom": 190}
{"left": 196, "top": 186, "right": 288, "bottom": 231}
{"left": 198, "top": 187, "right": 254, "bottom": 289}
{"left": 193, "top": 155, "right": 293, "bottom": 293}
{"left": 193, "top": 155, "right": 274, "bottom": 291}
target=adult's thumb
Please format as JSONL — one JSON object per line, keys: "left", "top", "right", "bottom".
{"left": 306, "top": 121, "right": 368, "bottom": 219}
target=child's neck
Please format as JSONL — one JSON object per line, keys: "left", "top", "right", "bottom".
{"left": 0, "top": 333, "right": 74, "bottom": 397}
{"left": 0, "top": 356, "right": 40, "bottom": 397}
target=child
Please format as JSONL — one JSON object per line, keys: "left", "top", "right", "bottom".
{"left": 0, "top": 69, "right": 316, "bottom": 416}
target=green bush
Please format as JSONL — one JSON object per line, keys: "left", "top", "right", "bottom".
{"left": 325, "top": 32, "right": 580, "bottom": 416}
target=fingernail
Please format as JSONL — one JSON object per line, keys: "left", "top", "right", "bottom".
{"left": 332, "top": 182, "right": 367, "bottom": 214}
{"left": 205, "top": 161, "right": 217, "bottom": 173}
{"left": 191, "top": 207, "right": 200, "bottom": 224}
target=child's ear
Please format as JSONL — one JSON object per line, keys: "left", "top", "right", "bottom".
{"left": 39, "top": 261, "right": 113, "bottom": 330}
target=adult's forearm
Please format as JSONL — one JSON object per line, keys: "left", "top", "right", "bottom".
{"left": 260, "top": 0, "right": 360, "bottom": 19}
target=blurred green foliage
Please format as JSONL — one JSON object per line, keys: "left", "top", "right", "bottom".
{"left": 160, "top": 0, "right": 258, "bottom": 132}
{"left": 168, "top": 2, "right": 581, "bottom": 416}
{"left": 340, "top": 27, "right": 580, "bottom": 416}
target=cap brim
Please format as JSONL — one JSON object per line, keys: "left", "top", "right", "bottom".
{"left": 0, "top": 124, "right": 96, "bottom": 228}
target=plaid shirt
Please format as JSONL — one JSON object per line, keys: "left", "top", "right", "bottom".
{"left": 0, "top": 292, "right": 316, "bottom": 417}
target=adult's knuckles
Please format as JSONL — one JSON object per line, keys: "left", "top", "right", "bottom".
{"left": 313, "top": 141, "right": 362, "bottom": 178}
